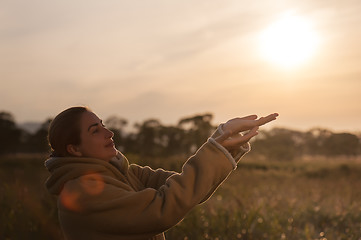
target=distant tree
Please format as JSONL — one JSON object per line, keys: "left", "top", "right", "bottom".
{"left": 252, "top": 127, "right": 361, "bottom": 159}
{"left": 358, "top": 133, "right": 361, "bottom": 154}
{"left": 252, "top": 128, "right": 302, "bottom": 160}
{"left": 122, "top": 132, "right": 138, "bottom": 154}
{"left": 303, "top": 128, "right": 360, "bottom": 156}
{"left": 158, "top": 126, "right": 185, "bottom": 156}
{"left": 304, "top": 128, "right": 333, "bottom": 155}
{"left": 0, "top": 111, "right": 22, "bottom": 154}
{"left": 25, "top": 118, "right": 52, "bottom": 153}
{"left": 134, "top": 119, "right": 164, "bottom": 157}
{"left": 322, "top": 132, "right": 360, "bottom": 156}
{"left": 178, "top": 113, "right": 215, "bottom": 154}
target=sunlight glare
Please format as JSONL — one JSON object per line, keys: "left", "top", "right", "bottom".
{"left": 259, "top": 12, "right": 319, "bottom": 68}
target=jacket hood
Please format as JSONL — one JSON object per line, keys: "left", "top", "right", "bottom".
{"left": 44, "top": 151, "right": 129, "bottom": 195}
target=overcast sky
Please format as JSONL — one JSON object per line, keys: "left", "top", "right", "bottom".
{"left": 1, "top": 0, "right": 361, "bottom": 132}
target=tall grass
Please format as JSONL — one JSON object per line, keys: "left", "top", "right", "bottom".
{"left": 166, "top": 157, "right": 361, "bottom": 240}
{"left": 1, "top": 155, "right": 361, "bottom": 239}
{"left": 0, "top": 155, "right": 62, "bottom": 239}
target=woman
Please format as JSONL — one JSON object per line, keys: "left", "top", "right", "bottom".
{"left": 45, "top": 106, "right": 278, "bottom": 240}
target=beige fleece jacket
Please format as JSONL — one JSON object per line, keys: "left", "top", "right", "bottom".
{"left": 44, "top": 126, "right": 250, "bottom": 240}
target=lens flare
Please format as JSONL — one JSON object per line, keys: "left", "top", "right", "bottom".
{"left": 60, "top": 172, "right": 105, "bottom": 212}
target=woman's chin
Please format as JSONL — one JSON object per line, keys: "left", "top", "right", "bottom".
{"left": 108, "top": 147, "right": 118, "bottom": 158}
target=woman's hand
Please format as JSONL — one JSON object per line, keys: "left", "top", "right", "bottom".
{"left": 215, "top": 113, "right": 279, "bottom": 151}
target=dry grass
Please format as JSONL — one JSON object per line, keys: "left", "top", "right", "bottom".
{"left": 166, "top": 157, "right": 361, "bottom": 240}
{"left": 1, "top": 155, "right": 361, "bottom": 239}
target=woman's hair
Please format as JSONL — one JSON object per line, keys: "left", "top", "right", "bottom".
{"left": 48, "top": 106, "right": 90, "bottom": 157}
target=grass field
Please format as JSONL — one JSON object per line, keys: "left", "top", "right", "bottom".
{"left": 1, "top": 154, "right": 361, "bottom": 240}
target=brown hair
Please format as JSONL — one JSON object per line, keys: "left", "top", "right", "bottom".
{"left": 48, "top": 106, "right": 90, "bottom": 157}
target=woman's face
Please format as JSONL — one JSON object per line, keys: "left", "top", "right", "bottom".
{"left": 72, "top": 111, "right": 117, "bottom": 161}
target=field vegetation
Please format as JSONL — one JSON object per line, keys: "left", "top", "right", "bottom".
{"left": 1, "top": 154, "right": 361, "bottom": 240}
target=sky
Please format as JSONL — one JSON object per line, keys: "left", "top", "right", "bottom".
{"left": 1, "top": 0, "right": 361, "bottom": 132}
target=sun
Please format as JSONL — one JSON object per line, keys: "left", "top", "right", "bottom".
{"left": 259, "top": 12, "right": 319, "bottom": 68}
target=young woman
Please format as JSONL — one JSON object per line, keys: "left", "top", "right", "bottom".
{"left": 45, "top": 106, "right": 278, "bottom": 240}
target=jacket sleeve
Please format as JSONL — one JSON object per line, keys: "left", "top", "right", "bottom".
{"left": 59, "top": 139, "right": 246, "bottom": 239}
{"left": 129, "top": 164, "right": 176, "bottom": 190}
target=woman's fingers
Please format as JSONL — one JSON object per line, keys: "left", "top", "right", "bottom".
{"left": 224, "top": 116, "right": 257, "bottom": 133}
{"left": 231, "top": 113, "right": 278, "bottom": 132}
{"left": 221, "top": 126, "right": 259, "bottom": 149}
{"left": 255, "top": 113, "right": 279, "bottom": 126}
{"left": 239, "top": 115, "right": 258, "bottom": 120}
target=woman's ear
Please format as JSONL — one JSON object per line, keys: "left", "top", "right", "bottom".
{"left": 66, "top": 144, "right": 83, "bottom": 157}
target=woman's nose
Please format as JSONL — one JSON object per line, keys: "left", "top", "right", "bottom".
{"left": 105, "top": 127, "right": 114, "bottom": 138}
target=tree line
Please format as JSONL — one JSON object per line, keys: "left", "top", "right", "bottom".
{"left": 1, "top": 111, "right": 360, "bottom": 160}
